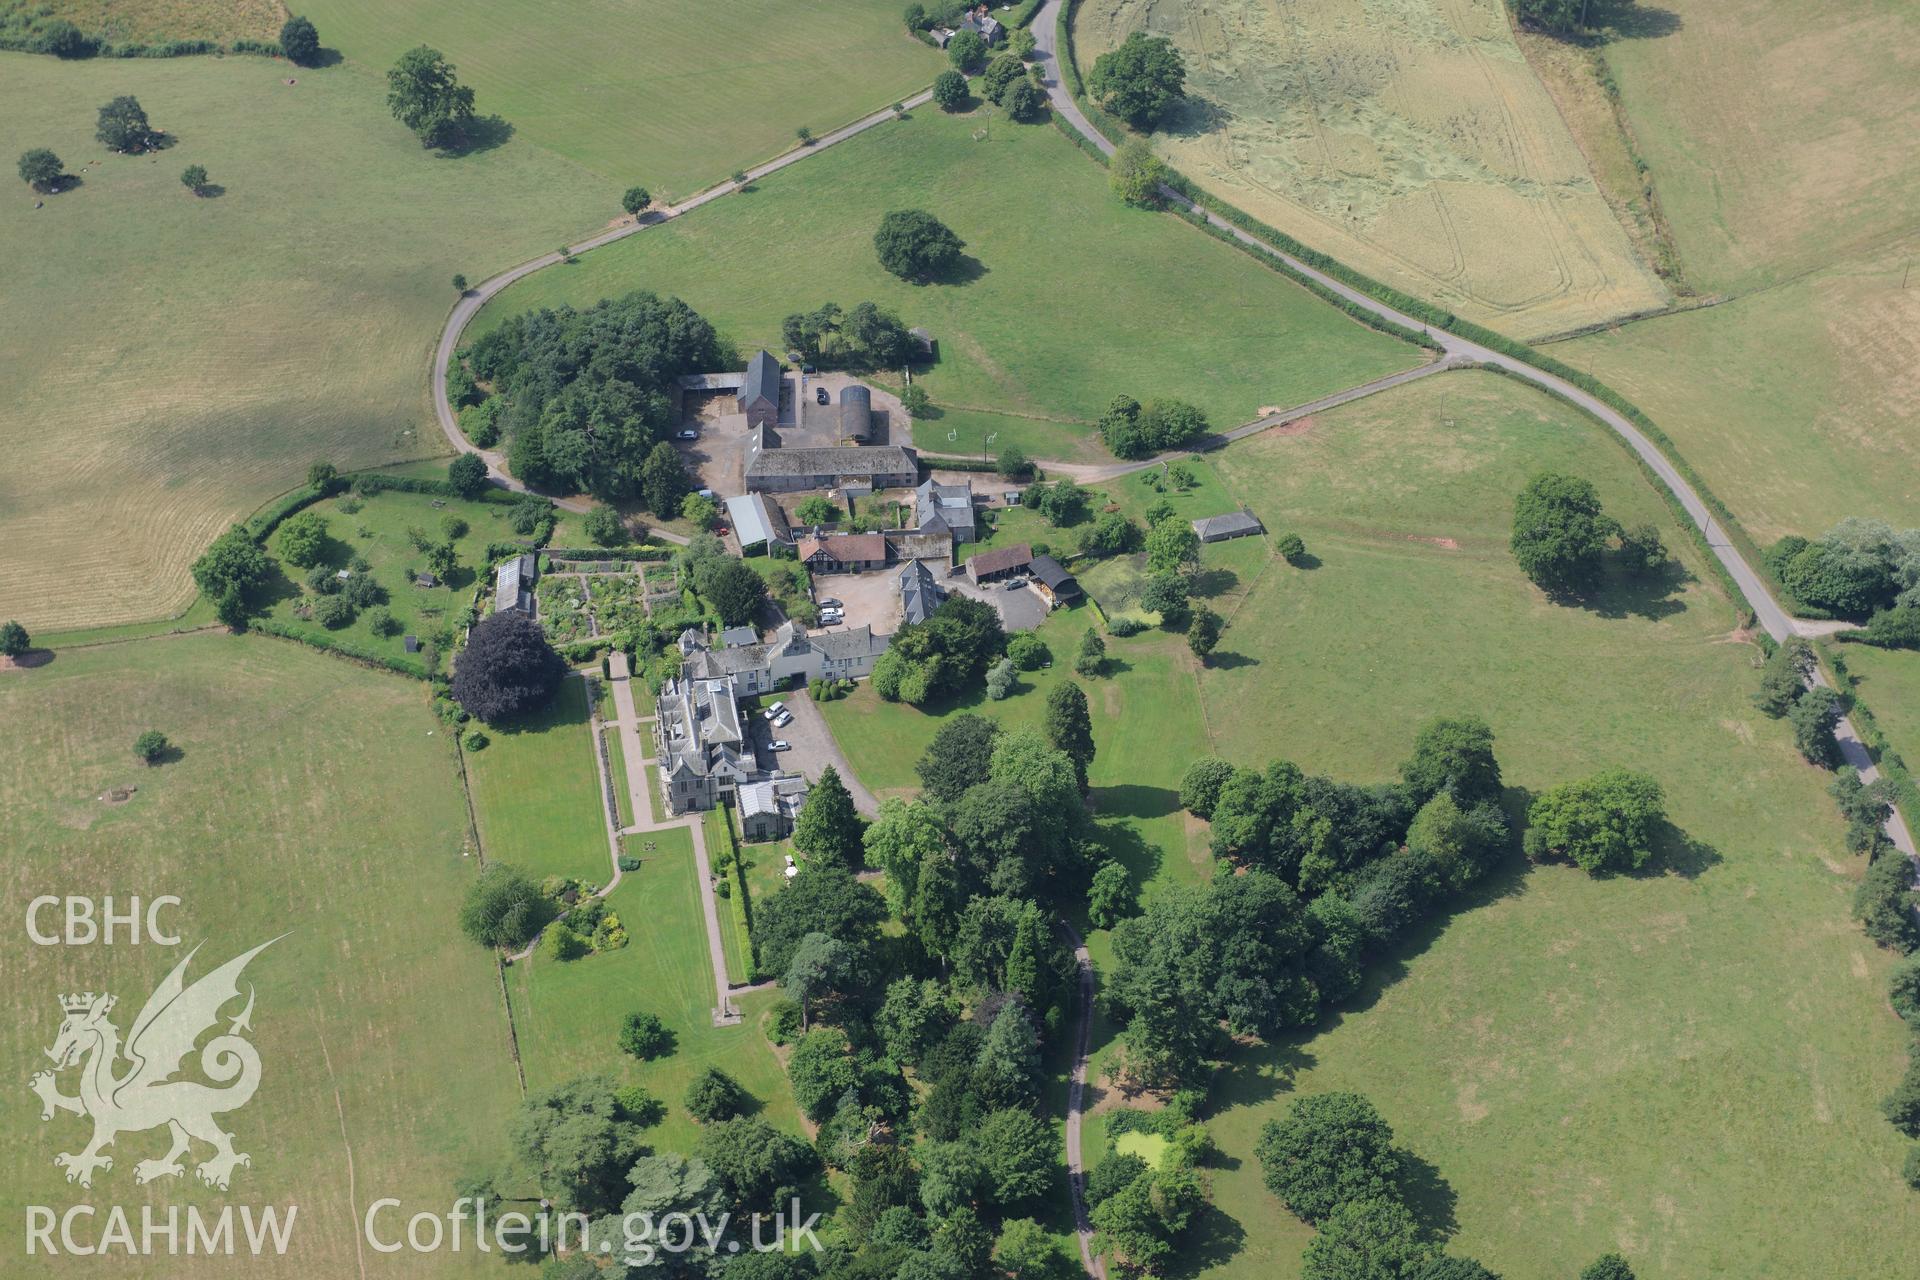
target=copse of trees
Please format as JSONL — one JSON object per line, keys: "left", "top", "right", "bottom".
{"left": 279, "top": 15, "right": 321, "bottom": 66}
{"left": 872, "top": 594, "right": 1005, "bottom": 704}
{"left": 1086, "top": 32, "right": 1187, "bottom": 129}
{"left": 386, "top": 45, "right": 478, "bottom": 148}
{"left": 981, "top": 53, "right": 1026, "bottom": 104}
{"left": 1522, "top": 768, "right": 1665, "bottom": 875}
{"left": 451, "top": 611, "right": 566, "bottom": 723}
{"left": 466, "top": 290, "right": 721, "bottom": 499}
{"left": 781, "top": 300, "right": 913, "bottom": 370}
{"left": 1765, "top": 516, "right": 1920, "bottom": 624}
{"left": 874, "top": 209, "right": 965, "bottom": 282}
{"left": 1097, "top": 395, "right": 1210, "bottom": 459}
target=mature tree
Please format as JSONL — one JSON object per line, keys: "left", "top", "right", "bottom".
{"left": 386, "top": 45, "right": 478, "bottom": 148}
{"left": 947, "top": 28, "right": 987, "bottom": 72}
{"left": 1512, "top": 0, "right": 1583, "bottom": 34}
{"left": 1300, "top": 1196, "right": 1430, "bottom": 1280}
{"left": 95, "top": 96, "right": 152, "bottom": 153}
{"left": 447, "top": 451, "right": 489, "bottom": 498}
{"left": 1523, "top": 768, "right": 1665, "bottom": 875}
{"left": 982, "top": 54, "right": 1026, "bottom": 104}
{"left": 1405, "top": 792, "right": 1508, "bottom": 894}
{"left": 1146, "top": 518, "right": 1200, "bottom": 574}
{"left": 1889, "top": 951, "right": 1920, "bottom": 1020}
{"left": 1411, "top": 1258, "right": 1503, "bottom": 1280}
{"left": 582, "top": 505, "right": 625, "bottom": 547}
{"left": 863, "top": 798, "right": 946, "bottom": 917}
{"left": 1084, "top": 510, "right": 1143, "bottom": 557}
{"left": 996, "top": 1217, "right": 1068, "bottom": 1280}
{"left": 874, "top": 209, "right": 965, "bottom": 282}
{"left": 1187, "top": 606, "right": 1223, "bottom": 661}
{"left": 1044, "top": 680, "right": 1096, "bottom": 791}
{"left": 277, "top": 511, "right": 329, "bottom": 568}
{"left": 684, "top": 1066, "right": 749, "bottom": 1122}
{"left": 1255, "top": 1092, "right": 1402, "bottom": 1224}
{"left": 1088, "top": 860, "right": 1134, "bottom": 929}
{"left": 876, "top": 976, "right": 956, "bottom": 1067}
{"left": 1400, "top": 715, "right": 1502, "bottom": 807}
{"left": 133, "top": 730, "right": 170, "bottom": 764}
{"left": 452, "top": 611, "right": 566, "bottom": 723}
{"left": 191, "top": 525, "right": 274, "bottom": 623}
{"left": 1109, "top": 886, "right": 1224, "bottom": 1085}
{"left": 1277, "top": 531, "right": 1309, "bottom": 565}
{"left": 458, "top": 863, "right": 548, "bottom": 950}
{"left": 1087, "top": 32, "right": 1187, "bottom": 129}
{"left": 794, "top": 495, "right": 840, "bottom": 526}
{"left": 1140, "top": 572, "right": 1191, "bottom": 628}
{"left": 986, "top": 657, "right": 1016, "bottom": 700}
{"left": 1074, "top": 627, "right": 1107, "bottom": 678}
{"left": 1854, "top": 851, "right": 1920, "bottom": 953}
{"left": 932, "top": 68, "right": 969, "bottom": 111}
{"left": 1090, "top": 1165, "right": 1203, "bottom": 1274}
{"left": 973, "top": 1000, "right": 1046, "bottom": 1111}
{"left": 693, "top": 555, "right": 768, "bottom": 626}
{"left": 787, "top": 1026, "right": 858, "bottom": 1121}
{"left": 910, "top": 847, "right": 967, "bottom": 963}
{"left": 1617, "top": 522, "right": 1670, "bottom": 576}
{"left": 1578, "top": 1256, "right": 1637, "bottom": 1280}
{"left": 919, "top": 1139, "right": 986, "bottom": 1217}
{"left": 1788, "top": 684, "right": 1846, "bottom": 767}
{"left": 918, "top": 713, "right": 1002, "bottom": 801}
{"left": 2, "top": 620, "right": 33, "bottom": 658}
{"left": 698, "top": 1115, "right": 816, "bottom": 1211}
{"left": 752, "top": 863, "right": 886, "bottom": 976}
{"left": 509, "top": 1075, "right": 650, "bottom": 1214}
{"left": 783, "top": 930, "right": 853, "bottom": 1030}
{"left": 1180, "top": 758, "right": 1234, "bottom": 818}
{"left": 1510, "top": 472, "right": 1618, "bottom": 596}
{"left": 1882, "top": 1055, "right": 1920, "bottom": 1137}
{"left": 641, "top": 440, "right": 691, "bottom": 516}
{"left": 18, "top": 148, "right": 64, "bottom": 191}
{"left": 621, "top": 185, "right": 651, "bottom": 218}
{"left": 619, "top": 1011, "right": 675, "bottom": 1060}
{"left": 1004, "top": 78, "right": 1048, "bottom": 123}
{"left": 280, "top": 15, "right": 321, "bottom": 65}
{"left": 587, "top": 1153, "right": 728, "bottom": 1266}
{"left": 975, "top": 1108, "right": 1057, "bottom": 1206}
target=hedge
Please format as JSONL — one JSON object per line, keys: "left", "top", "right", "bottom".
{"left": 251, "top": 619, "right": 430, "bottom": 679}
{"left": 916, "top": 453, "right": 1033, "bottom": 477}
{"left": 0, "top": 33, "right": 281, "bottom": 59}
{"left": 544, "top": 546, "right": 675, "bottom": 563}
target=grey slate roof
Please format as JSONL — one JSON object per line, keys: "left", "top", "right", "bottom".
{"left": 1030, "top": 554, "right": 1082, "bottom": 600}
{"left": 898, "top": 559, "right": 946, "bottom": 626}
{"left": 1192, "top": 511, "right": 1264, "bottom": 541}
{"left": 741, "top": 350, "right": 781, "bottom": 409}
{"left": 916, "top": 478, "right": 977, "bottom": 539}
{"left": 812, "top": 625, "right": 889, "bottom": 661}
{"left": 746, "top": 445, "right": 917, "bottom": 480}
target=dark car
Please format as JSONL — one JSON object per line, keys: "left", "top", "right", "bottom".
{"left": 815, "top": 387, "right": 829, "bottom": 406}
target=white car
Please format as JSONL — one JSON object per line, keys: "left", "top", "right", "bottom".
{"left": 819, "top": 610, "right": 844, "bottom": 625}
{"left": 762, "top": 700, "right": 787, "bottom": 720}
{"left": 676, "top": 429, "right": 698, "bottom": 441}
{"left": 769, "top": 739, "right": 791, "bottom": 752}
{"left": 772, "top": 710, "right": 793, "bottom": 728}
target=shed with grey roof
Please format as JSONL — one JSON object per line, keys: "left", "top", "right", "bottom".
{"left": 739, "top": 350, "right": 782, "bottom": 428}
{"left": 745, "top": 444, "right": 919, "bottom": 494}
{"left": 838, "top": 384, "right": 872, "bottom": 441}
{"left": 1192, "top": 511, "right": 1265, "bottom": 543}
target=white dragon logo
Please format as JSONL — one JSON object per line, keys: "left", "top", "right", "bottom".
{"left": 29, "top": 937, "right": 280, "bottom": 1191}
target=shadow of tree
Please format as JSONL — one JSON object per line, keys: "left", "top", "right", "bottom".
{"left": 1205, "top": 650, "right": 1258, "bottom": 671}
{"left": 1397, "top": 1148, "right": 1460, "bottom": 1244}
{"left": 437, "top": 115, "right": 515, "bottom": 157}
{"left": 1160, "top": 93, "right": 1227, "bottom": 141}
{"left": 1168, "top": 1202, "right": 1247, "bottom": 1277}
{"left": 191, "top": 183, "right": 228, "bottom": 199}
{"left": 1574, "top": 558, "right": 1692, "bottom": 622}
{"left": 1189, "top": 567, "right": 1239, "bottom": 599}
{"left": 1641, "top": 818, "right": 1722, "bottom": 880}
{"left": 7, "top": 649, "right": 56, "bottom": 670}
{"left": 1599, "top": 0, "right": 1683, "bottom": 40}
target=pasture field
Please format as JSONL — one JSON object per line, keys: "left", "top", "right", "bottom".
{"left": 1072, "top": 0, "right": 1670, "bottom": 339}
{"left": 0, "top": 635, "right": 517, "bottom": 1278}
{"left": 470, "top": 100, "right": 1422, "bottom": 467}
{"left": 298, "top": 0, "right": 939, "bottom": 194}
{"left": 1558, "top": 238, "right": 1920, "bottom": 544}
{"left": 465, "top": 675, "right": 611, "bottom": 885}
{"left": 0, "top": 53, "right": 602, "bottom": 633}
{"left": 1, "top": 0, "right": 284, "bottom": 46}
{"left": 508, "top": 826, "right": 805, "bottom": 1159}
{"left": 1833, "top": 644, "right": 1920, "bottom": 795}
{"left": 1585, "top": 0, "right": 1920, "bottom": 295}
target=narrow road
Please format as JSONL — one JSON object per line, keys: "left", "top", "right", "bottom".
{"left": 1060, "top": 922, "right": 1105, "bottom": 1279}
{"left": 431, "top": 89, "right": 935, "bottom": 526}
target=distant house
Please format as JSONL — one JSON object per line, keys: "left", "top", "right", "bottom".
{"left": 838, "top": 385, "right": 872, "bottom": 442}
{"left": 739, "top": 775, "right": 810, "bottom": 842}
{"left": 494, "top": 553, "right": 536, "bottom": 615}
{"left": 413, "top": 571, "right": 439, "bottom": 589}
{"left": 898, "top": 558, "right": 947, "bottom": 626}
{"left": 967, "top": 543, "right": 1032, "bottom": 584}
{"left": 965, "top": 4, "right": 1004, "bottom": 44}
{"left": 811, "top": 624, "right": 891, "bottom": 680}
{"left": 1030, "top": 555, "right": 1083, "bottom": 609}
{"left": 798, "top": 533, "right": 889, "bottom": 574}
{"left": 739, "top": 350, "right": 782, "bottom": 428}
{"left": 725, "top": 492, "right": 791, "bottom": 551}
{"left": 746, "top": 444, "right": 919, "bottom": 494}
{"left": 1193, "top": 511, "right": 1264, "bottom": 543}
{"left": 916, "top": 478, "right": 978, "bottom": 542}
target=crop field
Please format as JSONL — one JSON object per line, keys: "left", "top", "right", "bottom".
{"left": 1560, "top": 237, "right": 1920, "bottom": 543}
{"left": 508, "top": 826, "right": 805, "bottom": 1159}
{"left": 0, "top": 53, "right": 602, "bottom": 633}
{"left": 1587, "top": 0, "right": 1920, "bottom": 295}
{"left": 466, "top": 675, "right": 612, "bottom": 885}
{"left": 470, "top": 100, "right": 1421, "bottom": 467}
{"left": 1073, "top": 0, "right": 1670, "bottom": 339}
{"left": 2, "top": 0, "right": 285, "bottom": 46}
{"left": 0, "top": 635, "right": 517, "bottom": 1278}
{"left": 298, "top": 0, "right": 939, "bottom": 195}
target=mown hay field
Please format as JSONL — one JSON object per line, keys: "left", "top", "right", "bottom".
{"left": 0, "top": 635, "right": 517, "bottom": 1277}
{"left": 2, "top": 0, "right": 286, "bottom": 46}
{"left": 0, "top": 53, "right": 603, "bottom": 633}
{"left": 298, "top": 0, "right": 941, "bottom": 194}
{"left": 1073, "top": 0, "right": 1670, "bottom": 339}
{"left": 471, "top": 101, "right": 1423, "bottom": 467}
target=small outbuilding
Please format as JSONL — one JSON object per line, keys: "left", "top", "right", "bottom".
{"left": 494, "top": 553, "right": 537, "bottom": 614}
{"left": 966, "top": 543, "right": 1032, "bottom": 584}
{"left": 1192, "top": 511, "right": 1265, "bottom": 543}
{"left": 1030, "top": 555, "right": 1083, "bottom": 608}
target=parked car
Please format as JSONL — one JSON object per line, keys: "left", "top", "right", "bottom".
{"left": 696, "top": 488, "right": 715, "bottom": 499}
{"left": 763, "top": 700, "right": 787, "bottom": 720}
{"left": 677, "top": 429, "right": 698, "bottom": 440}
{"left": 815, "top": 387, "right": 830, "bottom": 405}
{"left": 819, "top": 612, "right": 844, "bottom": 626}
{"left": 1005, "top": 578, "right": 1027, "bottom": 591}
{"left": 772, "top": 711, "right": 794, "bottom": 728}
{"left": 817, "top": 598, "right": 843, "bottom": 609}
{"left": 770, "top": 739, "right": 791, "bottom": 752}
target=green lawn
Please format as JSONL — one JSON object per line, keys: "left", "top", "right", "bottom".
{"left": 298, "top": 0, "right": 940, "bottom": 194}
{"left": 0, "top": 52, "right": 603, "bottom": 632}
{"left": 1833, "top": 643, "right": 1920, "bottom": 786}
{"left": 0, "top": 635, "right": 517, "bottom": 1279}
{"left": 704, "top": 806, "right": 756, "bottom": 984}
{"left": 467, "top": 676, "right": 610, "bottom": 884}
{"left": 472, "top": 100, "right": 1421, "bottom": 467}
{"left": 259, "top": 485, "right": 523, "bottom": 673}
{"left": 510, "top": 825, "right": 804, "bottom": 1157}
{"left": 604, "top": 727, "right": 633, "bottom": 828}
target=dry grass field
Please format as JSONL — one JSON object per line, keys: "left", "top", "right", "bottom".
{"left": 1074, "top": 0, "right": 1670, "bottom": 339}
{"left": 3, "top": 0, "right": 286, "bottom": 45}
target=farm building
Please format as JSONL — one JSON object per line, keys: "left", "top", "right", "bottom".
{"left": 738, "top": 350, "right": 782, "bottom": 428}
{"left": 1030, "top": 555, "right": 1083, "bottom": 608}
{"left": 725, "top": 493, "right": 792, "bottom": 550}
{"left": 493, "top": 553, "right": 537, "bottom": 615}
{"left": 838, "top": 385, "right": 872, "bottom": 441}
{"left": 898, "top": 558, "right": 947, "bottom": 626}
{"left": 1193, "top": 511, "right": 1264, "bottom": 542}
{"left": 967, "top": 543, "right": 1032, "bottom": 584}
{"left": 885, "top": 529, "right": 953, "bottom": 563}
{"left": 915, "top": 478, "right": 978, "bottom": 541}
{"left": 798, "top": 533, "right": 889, "bottom": 574}
{"left": 745, "top": 444, "right": 919, "bottom": 494}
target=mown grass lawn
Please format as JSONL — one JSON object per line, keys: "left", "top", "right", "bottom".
{"left": 467, "top": 676, "right": 609, "bottom": 884}
{"left": 510, "top": 825, "right": 805, "bottom": 1159}
{"left": 0, "top": 52, "right": 604, "bottom": 632}
{"left": 473, "top": 100, "right": 1421, "bottom": 467}
{"left": 0, "top": 635, "right": 517, "bottom": 1280}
